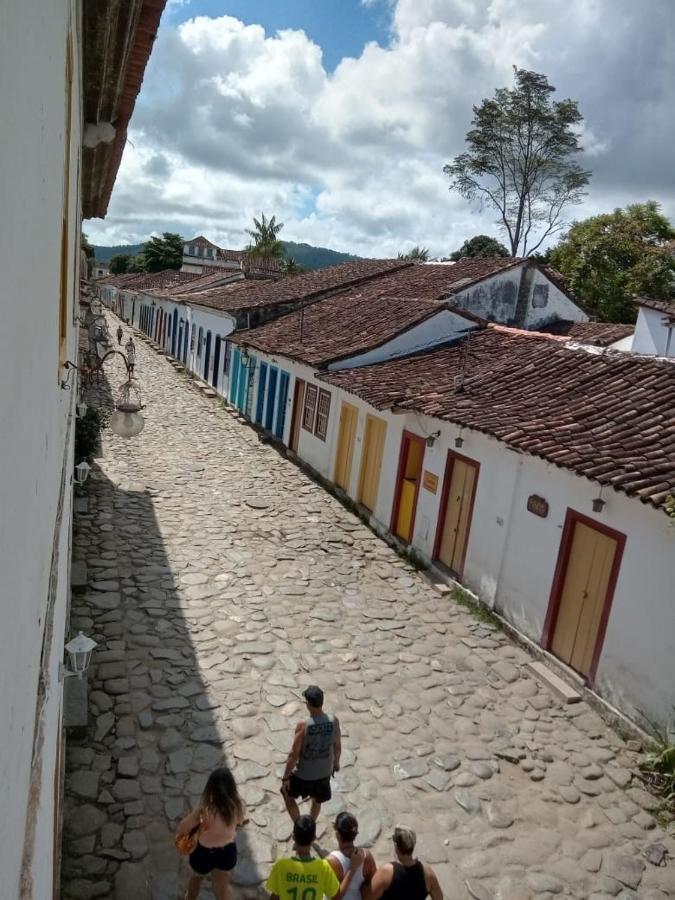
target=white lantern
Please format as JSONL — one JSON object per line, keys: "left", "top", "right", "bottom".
{"left": 110, "top": 409, "right": 145, "bottom": 438}
{"left": 63, "top": 632, "right": 97, "bottom": 679}
{"left": 76, "top": 401, "right": 88, "bottom": 419}
{"left": 110, "top": 379, "right": 145, "bottom": 438}
{"left": 74, "top": 461, "right": 90, "bottom": 484}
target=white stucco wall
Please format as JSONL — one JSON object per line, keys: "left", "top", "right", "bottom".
{"left": 254, "top": 362, "right": 674, "bottom": 727}
{"left": 452, "top": 264, "right": 588, "bottom": 328}
{"left": 522, "top": 266, "right": 589, "bottom": 327}
{"left": 631, "top": 306, "right": 675, "bottom": 357}
{"left": 0, "top": 0, "right": 81, "bottom": 893}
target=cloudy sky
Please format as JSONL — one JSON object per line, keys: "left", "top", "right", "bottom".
{"left": 86, "top": 0, "right": 675, "bottom": 258}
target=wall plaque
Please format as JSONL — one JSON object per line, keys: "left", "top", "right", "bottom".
{"left": 527, "top": 494, "right": 549, "bottom": 518}
{"left": 422, "top": 470, "right": 439, "bottom": 494}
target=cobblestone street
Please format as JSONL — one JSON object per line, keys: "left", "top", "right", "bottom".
{"left": 62, "top": 320, "right": 675, "bottom": 900}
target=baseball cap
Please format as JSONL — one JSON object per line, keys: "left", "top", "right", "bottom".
{"left": 392, "top": 825, "right": 416, "bottom": 854}
{"left": 302, "top": 685, "right": 324, "bottom": 707}
{"left": 293, "top": 814, "right": 317, "bottom": 846}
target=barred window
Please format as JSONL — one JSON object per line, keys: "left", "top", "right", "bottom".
{"left": 302, "top": 384, "right": 318, "bottom": 431}
{"left": 314, "top": 389, "right": 331, "bottom": 441}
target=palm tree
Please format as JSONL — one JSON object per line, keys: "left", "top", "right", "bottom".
{"left": 397, "top": 245, "right": 430, "bottom": 261}
{"left": 281, "top": 257, "right": 305, "bottom": 276}
{"left": 246, "top": 213, "right": 285, "bottom": 261}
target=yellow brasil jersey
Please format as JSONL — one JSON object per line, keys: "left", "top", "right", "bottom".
{"left": 266, "top": 856, "right": 340, "bottom": 899}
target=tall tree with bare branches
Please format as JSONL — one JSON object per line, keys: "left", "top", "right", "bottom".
{"left": 444, "top": 68, "right": 590, "bottom": 256}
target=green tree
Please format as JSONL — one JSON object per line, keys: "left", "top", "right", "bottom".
{"left": 81, "top": 232, "right": 95, "bottom": 259}
{"left": 450, "top": 235, "right": 509, "bottom": 260}
{"left": 397, "top": 246, "right": 430, "bottom": 261}
{"left": 127, "top": 254, "right": 147, "bottom": 273}
{"left": 246, "top": 213, "right": 286, "bottom": 261}
{"left": 142, "top": 232, "right": 184, "bottom": 272}
{"left": 281, "top": 257, "right": 305, "bottom": 276}
{"left": 549, "top": 201, "right": 675, "bottom": 322}
{"left": 110, "top": 254, "right": 131, "bottom": 274}
{"left": 444, "top": 68, "right": 590, "bottom": 256}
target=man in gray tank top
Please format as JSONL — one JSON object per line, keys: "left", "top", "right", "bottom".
{"left": 281, "top": 685, "right": 342, "bottom": 823}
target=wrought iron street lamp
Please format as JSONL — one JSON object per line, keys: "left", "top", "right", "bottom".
{"left": 74, "top": 461, "right": 90, "bottom": 484}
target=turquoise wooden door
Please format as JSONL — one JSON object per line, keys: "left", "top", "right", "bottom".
{"left": 275, "top": 371, "right": 290, "bottom": 439}
{"left": 236, "top": 356, "right": 248, "bottom": 412}
{"left": 229, "top": 348, "right": 240, "bottom": 403}
{"left": 265, "top": 367, "right": 278, "bottom": 431}
{"left": 256, "top": 362, "right": 268, "bottom": 424}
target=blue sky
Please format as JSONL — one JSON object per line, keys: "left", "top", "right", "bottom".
{"left": 88, "top": 0, "right": 675, "bottom": 257}
{"left": 165, "top": 0, "right": 391, "bottom": 71}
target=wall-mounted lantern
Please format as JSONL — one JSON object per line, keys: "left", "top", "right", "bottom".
{"left": 74, "top": 461, "right": 90, "bottom": 485}
{"left": 76, "top": 400, "right": 88, "bottom": 419}
{"left": 454, "top": 428, "right": 465, "bottom": 449}
{"left": 426, "top": 430, "right": 441, "bottom": 448}
{"left": 60, "top": 632, "right": 97, "bottom": 680}
{"left": 592, "top": 485, "right": 606, "bottom": 513}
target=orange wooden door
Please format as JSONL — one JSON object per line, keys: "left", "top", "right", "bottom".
{"left": 551, "top": 521, "right": 618, "bottom": 677}
{"left": 358, "top": 415, "right": 387, "bottom": 512}
{"left": 393, "top": 434, "right": 425, "bottom": 542}
{"left": 289, "top": 379, "right": 305, "bottom": 453}
{"left": 436, "top": 455, "right": 478, "bottom": 576}
{"left": 334, "top": 402, "right": 359, "bottom": 491}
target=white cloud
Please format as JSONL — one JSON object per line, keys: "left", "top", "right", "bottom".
{"left": 87, "top": 0, "right": 675, "bottom": 257}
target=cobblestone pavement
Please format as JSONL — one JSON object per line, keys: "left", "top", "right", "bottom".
{"left": 62, "top": 320, "right": 675, "bottom": 900}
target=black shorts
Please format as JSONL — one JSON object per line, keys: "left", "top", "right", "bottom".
{"left": 287, "top": 774, "right": 332, "bottom": 803}
{"left": 189, "top": 841, "right": 237, "bottom": 875}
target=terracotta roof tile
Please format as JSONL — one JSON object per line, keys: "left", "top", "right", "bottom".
{"left": 234, "top": 290, "right": 454, "bottom": 366}
{"left": 634, "top": 296, "right": 675, "bottom": 318}
{"left": 541, "top": 321, "right": 634, "bottom": 346}
{"left": 172, "top": 259, "right": 411, "bottom": 313}
{"left": 320, "top": 326, "right": 675, "bottom": 511}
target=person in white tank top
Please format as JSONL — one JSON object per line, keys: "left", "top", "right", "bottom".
{"left": 327, "top": 812, "right": 377, "bottom": 899}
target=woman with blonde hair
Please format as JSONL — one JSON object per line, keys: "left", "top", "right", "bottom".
{"left": 176, "top": 767, "right": 247, "bottom": 900}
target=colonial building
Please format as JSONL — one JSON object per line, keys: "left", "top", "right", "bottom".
{"left": 0, "top": 0, "right": 165, "bottom": 895}
{"left": 630, "top": 296, "right": 675, "bottom": 357}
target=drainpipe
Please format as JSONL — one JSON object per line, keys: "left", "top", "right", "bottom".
{"left": 492, "top": 455, "right": 524, "bottom": 612}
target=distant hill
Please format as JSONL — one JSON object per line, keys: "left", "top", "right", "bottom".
{"left": 93, "top": 244, "right": 144, "bottom": 261}
{"left": 280, "top": 241, "right": 361, "bottom": 270}
{"left": 93, "top": 240, "right": 362, "bottom": 270}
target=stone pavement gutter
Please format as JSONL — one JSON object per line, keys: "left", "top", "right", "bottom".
{"left": 61, "top": 319, "right": 675, "bottom": 900}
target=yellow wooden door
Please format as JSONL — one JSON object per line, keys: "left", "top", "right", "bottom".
{"left": 334, "top": 402, "right": 358, "bottom": 491}
{"left": 358, "top": 415, "right": 387, "bottom": 512}
{"left": 394, "top": 436, "right": 424, "bottom": 542}
{"left": 552, "top": 522, "right": 617, "bottom": 676}
{"left": 438, "top": 458, "right": 477, "bottom": 575}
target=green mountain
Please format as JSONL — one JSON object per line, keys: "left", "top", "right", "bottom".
{"left": 93, "top": 240, "right": 362, "bottom": 270}
{"left": 280, "top": 241, "right": 361, "bottom": 270}
{"left": 93, "top": 244, "right": 144, "bottom": 261}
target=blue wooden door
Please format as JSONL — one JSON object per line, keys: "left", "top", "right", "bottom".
{"left": 230, "top": 348, "right": 240, "bottom": 403}
{"left": 203, "top": 331, "right": 212, "bottom": 380}
{"left": 212, "top": 336, "right": 221, "bottom": 388}
{"left": 275, "top": 371, "right": 290, "bottom": 439}
{"left": 183, "top": 322, "right": 189, "bottom": 363}
{"left": 171, "top": 309, "right": 178, "bottom": 356}
{"left": 256, "top": 362, "right": 268, "bottom": 424}
{"left": 265, "top": 367, "right": 278, "bottom": 431}
{"left": 236, "top": 356, "right": 248, "bottom": 412}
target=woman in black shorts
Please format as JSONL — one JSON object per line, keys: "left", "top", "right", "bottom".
{"left": 176, "top": 767, "right": 248, "bottom": 899}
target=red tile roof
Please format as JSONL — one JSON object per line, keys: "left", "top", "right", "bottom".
{"left": 82, "top": 0, "right": 167, "bottom": 218}
{"left": 101, "top": 269, "right": 200, "bottom": 291}
{"left": 173, "top": 259, "right": 411, "bottom": 313}
{"left": 321, "top": 326, "right": 675, "bottom": 510}
{"left": 634, "top": 297, "right": 675, "bottom": 319}
{"left": 541, "top": 321, "right": 634, "bottom": 346}
{"left": 234, "top": 290, "right": 456, "bottom": 366}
